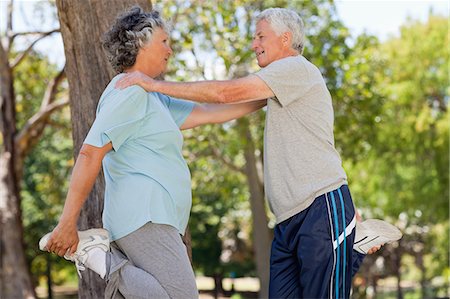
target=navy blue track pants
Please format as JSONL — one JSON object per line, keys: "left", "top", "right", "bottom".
{"left": 268, "top": 185, "right": 365, "bottom": 299}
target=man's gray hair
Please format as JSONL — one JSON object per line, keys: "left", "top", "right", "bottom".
{"left": 256, "top": 8, "right": 305, "bottom": 54}
{"left": 102, "top": 6, "right": 169, "bottom": 73}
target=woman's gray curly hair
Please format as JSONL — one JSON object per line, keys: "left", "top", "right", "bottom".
{"left": 102, "top": 6, "right": 168, "bottom": 73}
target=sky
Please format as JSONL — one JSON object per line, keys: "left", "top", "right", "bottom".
{"left": 335, "top": 0, "right": 449, "bottom": 41}
{"left": 1, "top": 0, "right": 448, "bottom": 67}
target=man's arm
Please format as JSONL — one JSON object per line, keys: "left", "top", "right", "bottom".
{"left": 180, "top": 100, "right": 267, "bottom": 130}
{"left": 45, "top": 143, "right": 112, "bottom": 257}
{"left": 116, "top": 71, "right": 274, "bottom": 104}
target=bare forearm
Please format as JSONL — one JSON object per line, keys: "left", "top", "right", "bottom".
{"left": 116, "top": 72, "right": 274, "bottom": 104}
{"left": 58, "top": 150, "right": 104, "bottom": 225}
{"left": 45, "top": 144, "right": 110, "bottom": 256}
{"left": 181, "top": 99, "right": 267, "bottom": 129}
{"left": 206, "top": 100, "right": 267, "bottom": 124}
{"left": 153, "top": 80, "right": 229, "bottom": 103}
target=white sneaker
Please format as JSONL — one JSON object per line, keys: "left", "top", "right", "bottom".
{"left": 39, "top": 228, "right": 110, "bottom": 278}
{"left": 354, "top": 219, "right": 402, "bottom": 254}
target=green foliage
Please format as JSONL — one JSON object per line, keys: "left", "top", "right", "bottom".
{"left": 425, "top": 222, "right": 450, "bottom": 284}
{"left": 13, "top": 49, "right": 59, "bottom": 128}
{"left": 378, "top": 15, "right": 449, "bottom": 221}
{"left": 22, "top": 121, "right": 73, "bottom": 279}
{"left": 165, "top": 1, "right": 449, "bottom": 289}
{"left": 341, "top": 15, "right": 449, "bottom": 285}
{"left": 334, "top": 34, "right": 388, "bottom": 161}
{"left": 184, "top": 125, "right": 256, "bottom": 277}
{"left": 162, "top": 0, "right": 353, "bottom": 278}
{"left": 344, "top": 15, "right": 449, "bottom": 222}
{"left": 15, "top": 50, "right": 74, "bottom": 285}
{"left": 14, "top": 0, "right": 447, "bottom": 292}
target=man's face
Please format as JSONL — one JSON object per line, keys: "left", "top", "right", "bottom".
{"left": 252, "top": 20, "right": 286, "bottom": 68}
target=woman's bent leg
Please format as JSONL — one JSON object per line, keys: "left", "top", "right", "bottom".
{"left": 106, "top": 222, "right": 198, "bottom": 299}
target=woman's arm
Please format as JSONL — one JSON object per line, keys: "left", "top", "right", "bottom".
{"left": 180, "top": 100, "right": 267, "bottom": 130}
{"left": 45, "top": 143, "right": 112, "bottom": 257}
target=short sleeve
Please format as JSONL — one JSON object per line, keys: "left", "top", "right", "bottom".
{"left": 254, "top": 56, "right": 314, "bottom": 107}
{"left": 156, "top": 93, "right": 195, "bottom": 127}
{"left": 84, "top": 86, "right": 148, "bottom": 151}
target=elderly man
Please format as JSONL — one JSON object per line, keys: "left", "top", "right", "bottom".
{"left": 117, "top": 7, "right": 401, "bottom": 299}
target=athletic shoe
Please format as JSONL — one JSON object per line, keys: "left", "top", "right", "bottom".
{"left": 354, "top": 219, "right": 402, "bottom": 254}
{"left": 39, "top": 228, "right": 109, "bottom": 278}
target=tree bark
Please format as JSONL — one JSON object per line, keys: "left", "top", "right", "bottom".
{"left": 394, "top": 246, "right": 403, "bottom": 299}
{"left": 238, "top": 118, "right": 271, "bottom": 299}
{"left": 55, "top": 1, "right": 151, "bottom": 297}
{"left": 213, "top": 272, "right": 224, "bottom": 298}
{"left": 0, "top": 29, "right": 37, "bottom": 299}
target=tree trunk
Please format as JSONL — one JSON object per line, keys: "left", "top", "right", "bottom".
{"left": 372, "top": 275, "right": 378, "bottom": 298}
{"left": 46, "top": 255, "right": 53, "bottom": 299}
{"left": 415, "top": 245, "right": 427, "bottom": 299}
{"left": 238, "top": 118, "right": 271, "bottom": 299}
{"left": 55, "top": 0, "right": 151, "bottom": 297}
{"left": 0, "top": 33, "right": 36, "bottom": 299}
{"left": 394, "top": 247, "right": 403, "bottom": 299}
{"left": 213, "top": 272, "right": 224, "bottom": 298}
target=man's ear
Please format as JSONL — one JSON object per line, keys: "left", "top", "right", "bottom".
{"left": 282, "top": 31, "right": 292, "bottom": 48}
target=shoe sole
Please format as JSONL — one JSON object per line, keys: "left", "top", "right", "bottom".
{"left": 354, "top": 219, "right": 402, "bottom": 254}
{"left": 359, "top": 219, "right": 402, "bottom": 241}
{"left": 78, "top": 228, "right": 109, "bottom": 240}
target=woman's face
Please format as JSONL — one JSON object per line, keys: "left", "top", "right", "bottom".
{"left": 138, "top": 27, "right": 173, "bottom": 78}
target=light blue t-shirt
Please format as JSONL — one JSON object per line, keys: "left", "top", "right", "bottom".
{"left": 84, "top": 75, "right": 195, "bottom": 241}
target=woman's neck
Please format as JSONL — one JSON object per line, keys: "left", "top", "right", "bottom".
{"left": 125, "top": 65, "right": 157, "bottom": 78}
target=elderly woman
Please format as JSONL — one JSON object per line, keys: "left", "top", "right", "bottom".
{"left": 39, "top": 6, "right": 266, "bottom": 298}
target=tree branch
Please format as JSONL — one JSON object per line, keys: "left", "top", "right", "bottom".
{"left": 10, "top": 28, "right": 60, "bottom": 41}
{"left": 6, "top": 0, "right": 14, "bottom": 49}
{"left": 10, "top": 29, "right": 60, "bottom": 68}
{"left": 0, "top": 36, "right": 12, "bottom": 134}
{"left": 170, "top": 1, "right": 180, "bottom": 25}
{"left": 41, "top": 66, "right": 66, "bottom": 108}
{"left": 190, "top": 48, "right": 207, "bottom": 80}
{"left": 15, "top": 98, "right": 69, "bottom": 156}
{"left": 46, "top": 119, "right": 69, "bottom": 130}
{"left": 206, "top": 131, "right": 245, "bottom": 174}
{"left": 15, "top": 66, "right": 67, "bottom": 156}
{"left": 210, "top": 145, "right": 245, "bottom": 174}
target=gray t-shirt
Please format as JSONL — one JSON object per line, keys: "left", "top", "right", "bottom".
{"left": 255, "top": 55, "right": 347, "bottom": 223}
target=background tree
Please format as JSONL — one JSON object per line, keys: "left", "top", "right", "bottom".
{"left": 0, "top": 0, "right": 66, "bottom": 297}
{"left": 54, "top": 0, "right": 151, "bottom": 298}
{"left": 3, "top": 1, "right": 447, "bottom": 298}
{"left": 162, "top": 0, "right": 350, "bottom": 296}
{"left": 17, "top": 48, "right": 74, "bottom": 298}
{"left": 163, "top": 2, "right": 448, "bottom": 297}
{"left": 341, "top": 14, "right": 449, "bottom": 299}
{"left": 185, "top": 126, "right": 257, "bottom": 296}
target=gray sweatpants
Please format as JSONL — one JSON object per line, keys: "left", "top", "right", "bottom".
{"left": 104, "top": 222, "right": 198, "bottom": 299}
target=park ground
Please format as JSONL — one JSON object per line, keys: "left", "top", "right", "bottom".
{"left": 35, "top": 276, "right": 447, "bottom": 299}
